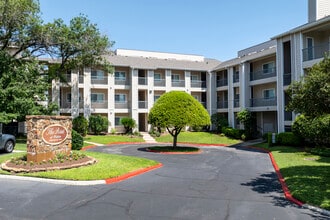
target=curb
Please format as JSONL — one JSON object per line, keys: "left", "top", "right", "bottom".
{"left": 245, "top": 145, "right": 330, "bottom": 216}
{"left": 145, "top": 148, "right": 202, "bottom": 154}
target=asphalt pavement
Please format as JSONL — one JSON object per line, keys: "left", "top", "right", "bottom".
{"left": 0, "top": 143, "right": 328, "bottom": 220}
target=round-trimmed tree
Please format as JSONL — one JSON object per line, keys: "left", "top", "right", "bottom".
{"left": 148, "top": 91, "right": 211, "bottom": 148}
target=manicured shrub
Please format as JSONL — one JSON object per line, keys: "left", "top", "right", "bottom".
{"left": 72, "top": 130, "right": 83, "bottom": 150}
{"left": 222, "top": 127, "right": 244, "bottom": 140}
{"left": 277, "top": 132, "right": 302, "bottom": 147}
{"left": 310, "top": 147, "right": 330, "bottom": 157}
{"left": 72, "top": 115, "right": 88, "bottom": 136}
{"left": 267, "top": 132, "right": 278, "bottom": 147}
{"left": 120, "top": 117, "right": 136, "bottom": 134}
{"left": 89, "top": 115, "right": 109, "bottom": 135}
{"left": 211, "top": 113, "right": 228, "bottom": 133}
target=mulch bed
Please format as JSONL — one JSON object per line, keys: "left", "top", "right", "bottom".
{"left": 1, "top": 156, "right": 97, "bottom": 173}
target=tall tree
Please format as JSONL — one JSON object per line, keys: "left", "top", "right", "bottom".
{"left": 149, "top": 91, "right": 211, "bottom": 148}
{"left": 287, "top": 55, "right": 330, "bottom": 147}
{"left": 0, "top": 0, "right": 113, "bottom": 123}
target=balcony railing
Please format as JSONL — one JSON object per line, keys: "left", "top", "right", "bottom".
{"left": 171, "top": 80, "right": 185, "bottom": 87}
{"left": 191, "top": 80, "right": 206, "bottom": 88}
{"left": 234, "top": 99, "right": 240, "bottom": 108}
{"left": 233, "top": 73, "right": 239, "bottom": 83}
{"left": 91, "top": 101, "right": 108, "bottom": 108}
{"left": 154, "top": 79, "right": 165, "bottom": 87}
{"left": 250, "top": 68, "right": 276, "bottom": 81}
{"left": 284, "top": 111, "right": 293, "bottom": 121}
{"left": 138, "top": 101, "right": 148, "bottom": 109}
{"left": 115, "top": 102, "right": 128, "bottom": 109}
{"left": 250, "top": 97, "right": 277, "bottom": 107}
{"left": 91, "top": 77, "right": 107, "bottom": 85}
{"left": 115, "top": 78, "right": 129, "bottom": 85}
{"left": 138, "top": 77, "right": 147, "bottom": 85}
{"left": 79, "top": 75, "right": 84, "bottom": 84}
{"left": 302, "top": 43, "right": 330, "bottom": 61}
{"left": 283, "top": 73, "right": 292, "bottom": 86}
{"left": 217, "top": 101, "right": 228, "bottom": 109}
{"left": 216, "top": 79, "right": 228, "bottom": 87}
{"left": 60, "top": 101, "right": 71, "bottom": 108}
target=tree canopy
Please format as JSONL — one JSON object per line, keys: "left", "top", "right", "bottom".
{"left": 0, "top": 0, "right": 113, "bottom": 123}
{"left": 287, "top": 55, "right": 330, "bottom": 147}
{"left": 148, "top": 91, "right": 211, "bottom": 147}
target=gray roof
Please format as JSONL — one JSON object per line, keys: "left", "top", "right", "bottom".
{"left": 213, "top": 46, "right": 276, "bottom": 71}
{"left": 105, "top": 53, "right": 221, "bottom": 72}
{"left": 272, "top": 15, "right": 330, "bottom": 39}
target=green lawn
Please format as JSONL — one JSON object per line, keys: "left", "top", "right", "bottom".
{"left": 254, "top": 143, "right": 330, "bottom": 210}
{"left": 84, "top": 134, "right": 144, "bottom": 145}
{"left": 155, "top": 132, "right": 241, "bottom": 145}
{"left": 0, "top": 151, "right": 159, "bottom": 181}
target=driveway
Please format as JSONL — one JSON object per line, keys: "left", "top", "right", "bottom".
{"left": 0, "top": 144, "right": 327, "bottom": 220}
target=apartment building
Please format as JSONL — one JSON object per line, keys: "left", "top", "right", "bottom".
{"left": 51, "top": 50, "right": 220, "bottom": 132}
{"left": 51, "top": 0, "right": 330, "bottom": 135}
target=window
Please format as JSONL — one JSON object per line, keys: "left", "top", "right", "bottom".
{"left": 115, "top": 71, "right": 126, "bottom": 80}
{"left": 115, "top": 117, "right": 122, "bottom": 126}
{"left": 66, "top": 93, "right": 71, "bottom": 103}
{"left": 191, "top": 75, "right": 198, "bottom": 81}
{"left": 91, "top": 70, "right": 104, "bottom": 79}
{"left": 91, "top": 93, "right": 105, "bottom": 103}
{"left": 263, "top": 89, "right": 275, "bottom": 99}
{"left": 171, "top": 74, "right": 180, "bottom": 82}
{"left": 262, "top": 62, "right": 275, "bottom": 74}
{"left": 154, "top": 73, "right": 161, "bottom": 80}
{"left": 154, "top": 95, "right": 161, "bottom": 102}
{"left": 115, "top": 94, "right": 126, "bottom": 103}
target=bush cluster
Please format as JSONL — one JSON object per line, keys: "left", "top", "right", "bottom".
{"left": 72, "top": 116, "right": 88, "bottom": 136}
{"left": 72, "top": 130, "right": 83, "bottom": 150}
{"left": 89, "top": 115, "right": 109, "bottom": 135}
{"left": 222, "top": 127, "right": 244, "bottom": 140}
{"left": 265, "top": 132, "right": 302, "bottom": 147}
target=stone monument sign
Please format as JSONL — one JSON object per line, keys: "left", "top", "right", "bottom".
{"left": 26, "top": 115, "right": 72, "bottom": 162}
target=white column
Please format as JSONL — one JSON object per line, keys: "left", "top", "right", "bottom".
{"left": 227, "top": 67, "right": 235, "bottom": 128}
{"left": 108, "top": 72, "right": 115, "bottom": 132}
{"left": 185, "top": 71, "right": 191, "bottom": 94}
{"left": 240, "top": 62, "right": 250, "bottom": 109}
{"left": 83, "top": 68, "right": 91, "bottom": 118}
{"left": 277, "top": 38, "right": 285, "bottom": 133}
{"left": 206, "top": 71, "right": 216, "bottom": 116}
{"left": 147, "top": 70, "right": 154, "bottom": 110}
{"left": 71, "top": 70, "right": 79, "bottom": 118}
{"left": 130, "top": 68, "right": 139, "bottom": 130}
{"left": 51, "top": 79, "right": 60, "bottom": 115}
{"left": 165, "top": 69, "right": 172, "bottom": 92}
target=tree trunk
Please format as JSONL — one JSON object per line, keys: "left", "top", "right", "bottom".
{"left": 173, "top": 134, "right": 177, "bottom": 149}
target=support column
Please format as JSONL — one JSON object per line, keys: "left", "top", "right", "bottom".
{"left": 165, "top": 69, "right": 172, "bottom": 92}
{"left": 71, "top": 70, "right": 79, "bottom": 118}
{"left": 83, "top": 68, "right": 91, "bottom": 118}
{"left": 227, "top": 67, "right": 235, "bottom": 128}
{"left": 131, "top": 68, "right": 139, "bottom": 131}
{"left": 108, "top": 71, "right": 115, "bottom": 132}
{"left": 277, "top": 38, "right": 285, "bottom": 133}
{"left": 51, "top": 79, "right": 60, "bottom": 115}
{"left": 185, "top": 71, "right": 191, "bottom": 94}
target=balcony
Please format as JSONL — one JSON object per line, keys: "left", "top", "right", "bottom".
{"left": 138, "top": 77, "right": 147, "bottom": 85}
{"left": 172, "top": 80, "right": 185, "bottom": 87}
{"left": 283, "top": 73, "right": 292, "bottom": 86}
{"left": 234, "top": 99, "right": 240, "bottom": 108}
{"left": 250, "top": 68, "right": 276, "bottom": 81}
{"left": 154, "top": 79, "right": 165, "bottom": 87}
{"left": 60, "top": 101, "right": 71, "bottom": 109}
{"left": 138, "top": 101, "right": 148, "bottom": 109}
{"left": 302, "top": 43, "right": 330, "bottom": 61}
{"left": 216, "top": 79, "right": 228, "bottom": 87}
{"left": 91, "top": 101, "right": 108, "bottom": 109}
{"left": 79, "top": 75, "right": 84, "bottom": 84}
{"left": 233, "top": 73, "right": 239, "bottom": 83}
{"left": 284, "top": 111, "right": 293, "bottom": 121}
{"left": 115, "top": 102, "right": 129, "bottom": 109}
{"left": 91, "top": 76, "right": 107, "bottom": 85}
{"left": 191, "top": 80, "right": 206, "bottom": 88}
{"left": 217, "top": 101, "right": 228, "bottom": 109}
{"left": 115, "top": 77, "right": 129, "bottom": 86}
{"left": 250, "top": 97, "right": 277, "bottom": 107}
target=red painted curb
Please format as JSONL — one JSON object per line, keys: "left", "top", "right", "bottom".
{"left": 105, "top": 163, "right": 163, "bottom": 184}
{"left": 146, "top": 148, "right": 202, "bottom": 154}
{"left": 247, "top": 145, "right": 304, "bottom": 207}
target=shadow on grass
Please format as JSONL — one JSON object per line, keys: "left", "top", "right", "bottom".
{"left": 241, "top": 172, "right": 330, "bottom": 219}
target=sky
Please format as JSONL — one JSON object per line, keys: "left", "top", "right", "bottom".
{"left": 39, "top": 0, "right": 307, "bottom": 61}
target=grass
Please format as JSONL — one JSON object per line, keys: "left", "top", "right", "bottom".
{"left": 0, "top": 151, "right": 159, "bottom": 181}
{"left": 147, "top": 146, "right": 199, "bottom": 152}
{"left": 84, "top": 134, "right": 144, "bottom": 145}
{"left": 254, "top": 143, "right": 330, "bottom": 210}
{"left": 155, "top": 131, "right": 241, "bottom": 145}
